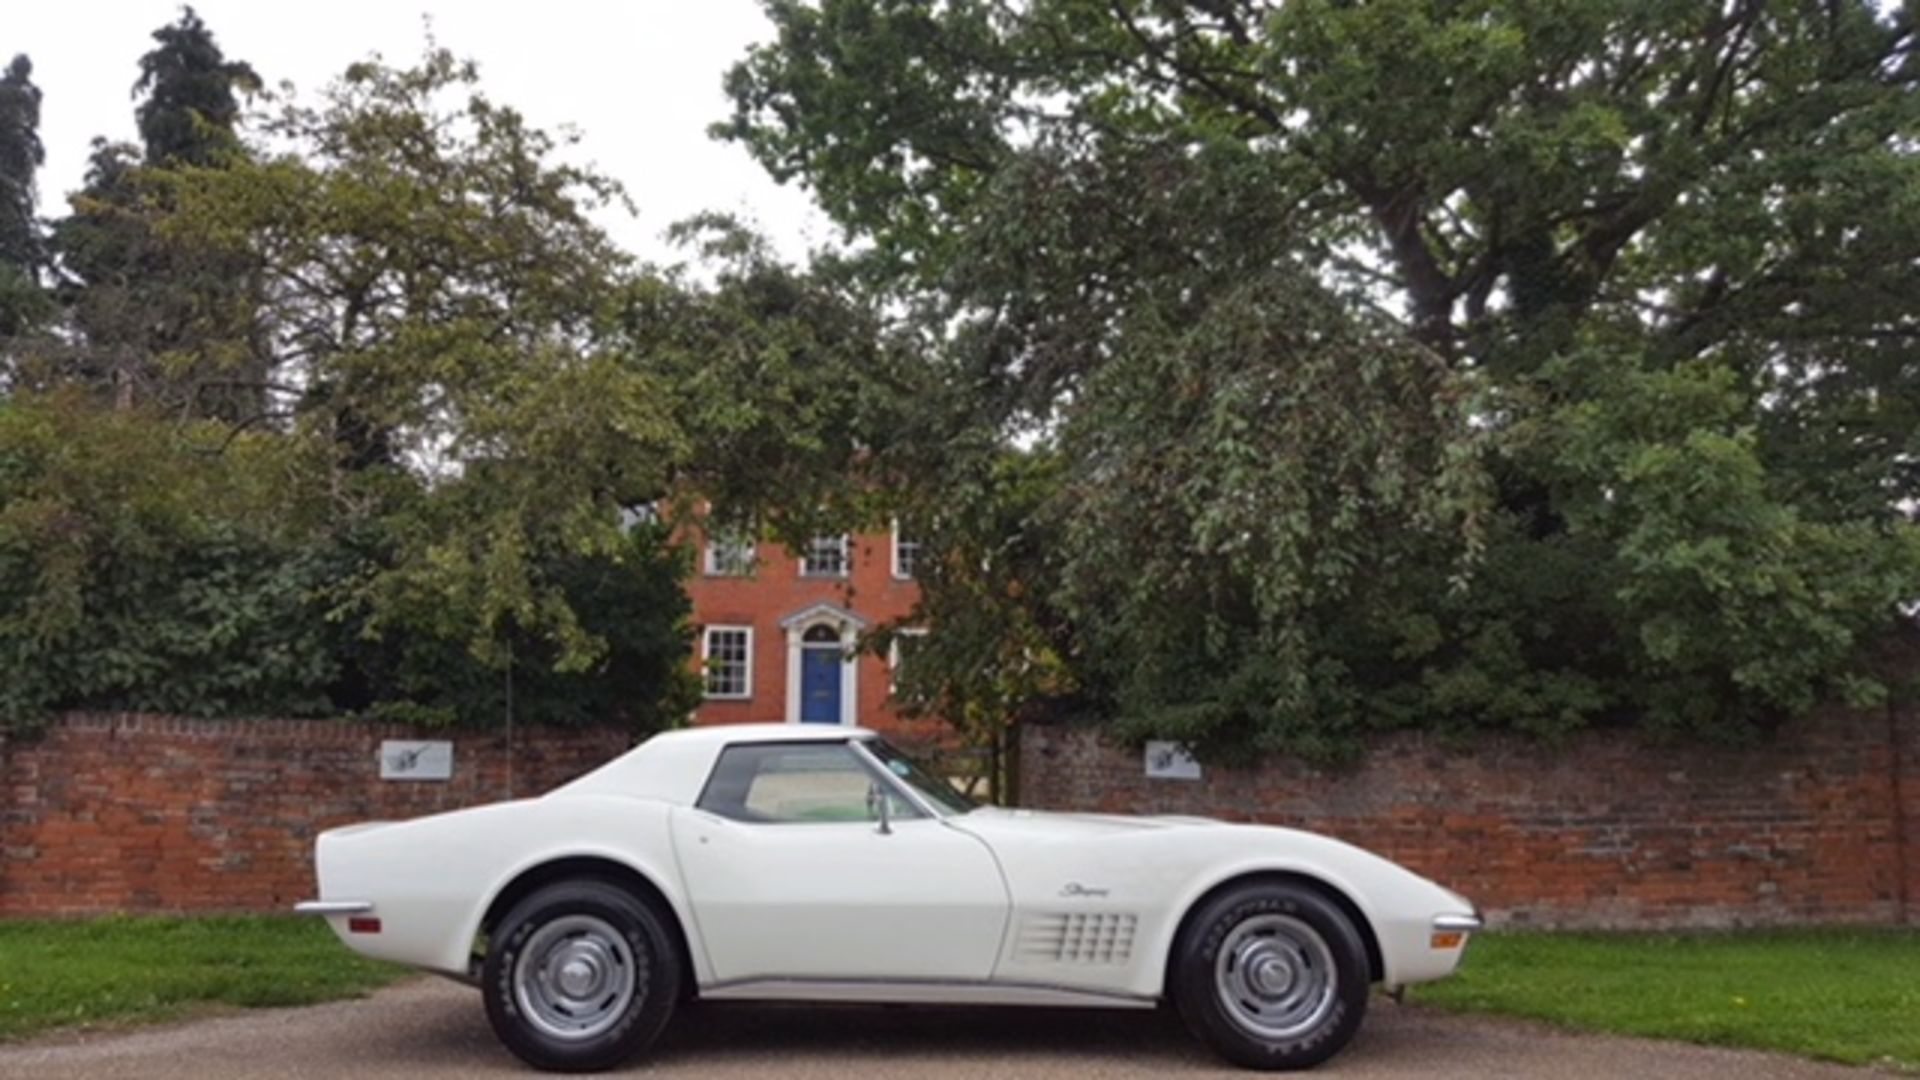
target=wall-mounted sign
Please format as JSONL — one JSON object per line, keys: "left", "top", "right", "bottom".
{"left": 1144, "top": 740, "right": 1202, "bottom": 781}
{"left": 380, "top": 740, "right": 454, "bottom": 781}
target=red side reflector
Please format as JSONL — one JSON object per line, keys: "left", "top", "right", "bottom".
{"left": 348, "top": 916, "right": 382, "bottom": 934}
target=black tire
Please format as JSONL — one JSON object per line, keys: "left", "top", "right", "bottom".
{"left": 482, "top": 879, "right": 681, "bottom": 1072}
{"left": 1171, "top": 880, "right": 1370, "bottom": 1070}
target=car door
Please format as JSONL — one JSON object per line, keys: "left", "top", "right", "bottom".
{"left": 670, "top": 740, "right": 1009, "bottom": 983}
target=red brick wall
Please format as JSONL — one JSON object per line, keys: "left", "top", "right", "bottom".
{"left": 1900, "top": 699, "right": 1919, "bottom": 926}
{"left": 0, "top": 714, "right": 631, "bottom": 916}
{"left": 1019, "top": 706, "right": 1919, "bottom": 928}
{"left": 9, "top": 706, "right": 1912, "bottom": 924}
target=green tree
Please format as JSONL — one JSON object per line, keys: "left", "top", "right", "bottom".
{"left": 0, "top": 390, "right": 341, "bottom": 730}
{"left": 0, "top": 47, "right": 705, "bottom": 732}
{"left": 130, "top": 48, "right": 690, "bottom": 706}
{"left": 2, "top": 43, "right": 897, "bottom": 737}
{"left": 48, "top": 8, "right": 263, "bottom": 417}
{"left": 0, "top": 390, "right": 699, "bottom": 735}
{"left": 723, "top": 0, "right": 1920, "bottom": 754}
{"left": 133, "top": 50, "right": 888, "bottom": 719}
{"left": 330, "top": 517, "right": 699, "bottom": 732}
{"left": 644, "top": 214, "right": 917, "bottom": 537}
{"left": 0, "top": 53, "right": 49, "bottom": 340}
{"left": 879, "top": 446, "right": 1083, "bottom": 751}
{"left": 134, "top": 6, "right": 260, "bottom": 167}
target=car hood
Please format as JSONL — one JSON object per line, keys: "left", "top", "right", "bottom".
{"left": 953, "top": 807, "right": 1425, "bottom": 881}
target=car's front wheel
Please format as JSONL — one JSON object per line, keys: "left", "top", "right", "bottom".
{"left": 1171, "top": 880, "right": 1370, "bottom": 1070}
{"left": 482, "top": 879, "right": 680, "bottom": 1072}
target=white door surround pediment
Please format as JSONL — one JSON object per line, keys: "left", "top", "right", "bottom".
{"left": 778, "top": 602, "right": 870, "bottom": 632}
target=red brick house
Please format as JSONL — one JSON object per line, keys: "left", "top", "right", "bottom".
{"left": 684, "top": 524, "right": 929, "bottom": 735}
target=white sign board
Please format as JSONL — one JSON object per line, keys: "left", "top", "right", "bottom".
{"left": 1144, "top": 740, "right": 1202, "bottom": 781}
{"left": 380, "top": 739, "right": 454, "bottom": 781}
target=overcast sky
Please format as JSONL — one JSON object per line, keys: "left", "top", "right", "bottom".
{"left": 8, "top": 0, "right": 830, "bottom": 264}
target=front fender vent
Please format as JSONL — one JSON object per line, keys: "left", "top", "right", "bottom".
{"left": 1016, "top": 912, "right": 1138, "bottom": 964}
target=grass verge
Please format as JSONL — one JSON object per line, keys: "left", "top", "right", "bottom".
{"left": 1409, "top": 927, "right": 1920, "bottom": 1071}
{"left": 0, "top": 914, "right": 407, "bottom": 1041}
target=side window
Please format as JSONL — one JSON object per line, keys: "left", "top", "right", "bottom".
{"left": 697, "top": 743, "right": 924, "bottom": 824}
{"left": 888, "top": 627, "right": 928, "bottom": 695}
{"left": 705, "top": 529, "right": 758, "bottom": 576}
{"left": 892, "top": 520, "right": 919, "bottom": 579}
{"left": 702, "top": 627, "right": 753, "bottom": 699}
{"left": 800, "top": 534, "right": 850, "bottom": 578}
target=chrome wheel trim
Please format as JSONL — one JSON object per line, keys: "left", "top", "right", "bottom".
{"left": 512, "top": 913, "right": 639, "bottom": 1041}
{"left": 1213, "top": 913, "right": 1338, "bottom": 1041}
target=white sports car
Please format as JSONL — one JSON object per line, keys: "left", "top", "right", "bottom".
{"left": 297, "top": 724, "right": 1481, "bottom": 1071}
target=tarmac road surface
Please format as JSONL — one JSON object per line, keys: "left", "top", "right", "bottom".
{"left": 0, "top": 977, "right": 1876, "bottom": 1080}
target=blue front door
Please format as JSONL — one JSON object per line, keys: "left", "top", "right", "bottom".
{"left": 800, "top": 648, "right": 841, "bottom": 723}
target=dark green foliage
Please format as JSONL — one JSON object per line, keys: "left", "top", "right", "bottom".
{"left": 0, "top": 393, "right": 699, "bottom": 735}
{"left": 0, "top": 393, "right": 336, "bottom": 729}
{"left": 0, "top": 529, "right": 344, "bottom": 726}
{"left": 649, "top": 214, "right": 917, "bottom": 541}
{"left": 0, "top": 46, "right": 884, "bottom": 737}
{"left": 329, "top": 520, "right": 700, "bottom": 732}
{"left": 880, "top": 448, "right": 1084, "bottom": 748}
{"left": 43, "top": 8, "right": 264, "bottom": 418}
{"left": 726, "top": 0, "right": 1920, "bottom": 757}
{"left": 0, "top": 53, "right": 48, "bottom": 339}
{"left": 1055, "top": 271, "right": 1485, "bottom": 760}
{"left": 0, "top": 54, "right": 43, "bottom": 271}
{"left": 42, "top": 141, "right": 199, "bottom": 409}
{"left": 134, "top": 6, "right": 260, "bottom": 167}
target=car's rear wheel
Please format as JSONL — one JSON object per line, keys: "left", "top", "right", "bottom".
{"left": 483, "top": 879, "right": 680, "bottom": 1072}
{"left": 1171, "top": 880, "right": 1370, "bottom": 1070}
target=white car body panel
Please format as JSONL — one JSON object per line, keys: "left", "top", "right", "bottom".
{"left": 952, "top": 808, "right": 1467, "bottom": 993}
{"left": 670, "top": 810, "right": 1008, "bottom": 982}
{"left": 313, "top": 794, "right": 704, "bottom": 980}
{"left": 303, "top": 724, "right": 1479, "bottom": 1005}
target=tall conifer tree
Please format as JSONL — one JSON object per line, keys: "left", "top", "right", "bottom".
{"left": 53, "top": 9, "right": 264, "bottom": 415}
{"left": 134, "top": 7, "right": 259, "bottom": 167}
{"left": 0, "top": 54, "right": 47, "bottom": 340}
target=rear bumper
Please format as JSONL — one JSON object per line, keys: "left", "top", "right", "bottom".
{"left": 293, "top": 900, "right": 373, "bottom": 916}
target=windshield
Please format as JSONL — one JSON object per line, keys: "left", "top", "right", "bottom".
{"left": 862, "top": 738, "right": 979, "bottom": 816}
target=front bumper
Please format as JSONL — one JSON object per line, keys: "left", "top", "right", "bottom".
{"left": 1382, "top": 908, "right": 1485, "bottom": 988}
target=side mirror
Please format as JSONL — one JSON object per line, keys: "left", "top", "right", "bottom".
{"left": 866, "top": 781, "right": 893, "bottom": 836}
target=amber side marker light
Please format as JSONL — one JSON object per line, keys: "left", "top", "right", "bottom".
{"left": 348, "top": 916, "right": 382, "bottom": 934}
{"left": 1430, "top": 931, "right": 1466, "bottom": 950}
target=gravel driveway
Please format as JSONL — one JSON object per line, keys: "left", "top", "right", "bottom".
{"left": 0, "top": 978, "right": 1873, "bottom": 1080}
